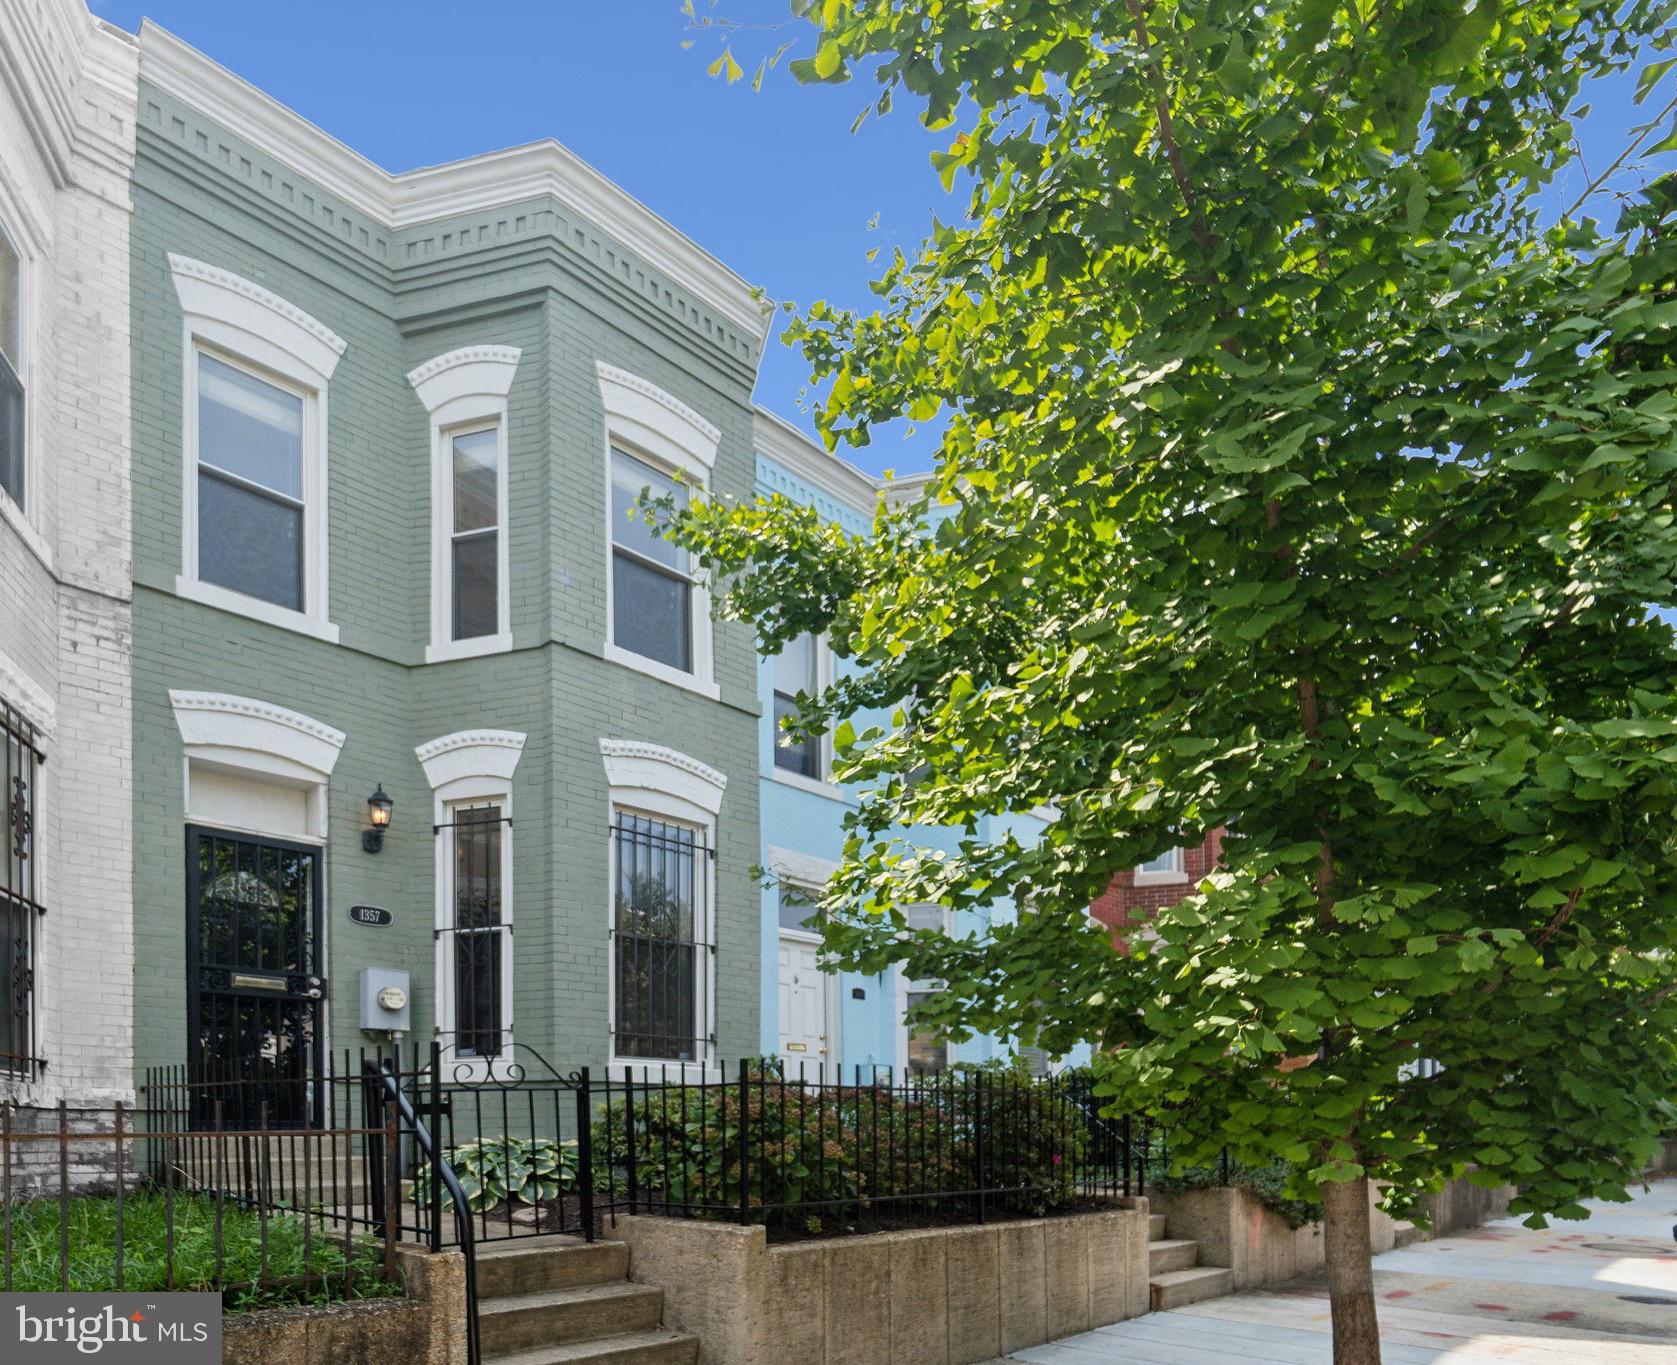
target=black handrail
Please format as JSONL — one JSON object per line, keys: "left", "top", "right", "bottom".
{"left": 366, "top": 1060, "right": 480, "bottom": 1365}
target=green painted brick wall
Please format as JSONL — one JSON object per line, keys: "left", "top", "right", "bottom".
{"left": 130, "top": 80, "right": 763, "bottom": 1086}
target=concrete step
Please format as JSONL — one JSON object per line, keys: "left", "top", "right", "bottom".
{"left": 479, "top": 1283, "right": 666, "bottom": 1356}
{"left": 477, "top": 1239, "right": 630, "bottom": 1298}
{"left": 1147, "top": 1213, "right": 1168, "bottom": 1240}
{"left": 1150, "top": 1266, "right": 1235, "bottom": 1311}
{"left": 1147, "top": 1238, "right": 1200, "bottom": 1275}
{"left": 483, "top": 1330, "right": 699, "bottom": 1365}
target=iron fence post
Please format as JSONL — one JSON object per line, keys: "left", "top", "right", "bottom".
{"left": 576, "top": 1067, "right": 595, "bottom": 1242}
{"left": 363, "top": 1062, "right": 386, "bottom": 1236}
{"left": 383, "top": 1098, "right": 400, "bottom": 1283}
{"left": 623, "top": 1068, "right": 639, "bottom": 1212}
{"left": 429, "top": 1042, "right": 444, "bottom": 1253}
{"left": 974, "top": 1071, "right": 987, "bottom": 1225}
{"left": 57, "top": 1100, "right": 69, "bottom": 1291}
{"left": 737, "top": 1057, "right": 750, "bottom": 1227}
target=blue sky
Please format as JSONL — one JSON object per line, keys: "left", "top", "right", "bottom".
{"left": 97, "top": 3, "right": 1670, "bottom": 477}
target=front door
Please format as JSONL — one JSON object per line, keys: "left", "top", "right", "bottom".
{"left": 185, "top": 827, "right": 325, "bottom": 1128}
{"left": 777, "top": 934, "right": 830, "bottom": 1076}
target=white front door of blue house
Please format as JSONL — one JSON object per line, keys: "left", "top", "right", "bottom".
{"left": 777, "top": 933, "right": 829, "bottom": 1075}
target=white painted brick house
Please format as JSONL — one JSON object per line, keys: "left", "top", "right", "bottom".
{"left": 0, "top": 0, "right": 138, "bottom": 1139}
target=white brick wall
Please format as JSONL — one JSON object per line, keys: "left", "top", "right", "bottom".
{"left": 0, "top": 0, "right": 137, "bottom": 1109}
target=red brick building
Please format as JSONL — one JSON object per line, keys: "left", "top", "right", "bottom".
{"left": 1090, "top": 829, "right": 1225, "bottom": 945}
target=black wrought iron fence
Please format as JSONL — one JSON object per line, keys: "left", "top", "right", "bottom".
{"left": 0, "top": 1094, "right": 402, "bottom": 1307}
{"left": 4, "top": 1049, "right": 1184, "bottom": 1365}
{"left": 590, "top": 1060, "right": 1138, "bottom": 1236}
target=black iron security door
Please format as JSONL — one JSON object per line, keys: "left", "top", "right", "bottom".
{"left": 185, "top": 827, "right": 325, "bottom": 1128}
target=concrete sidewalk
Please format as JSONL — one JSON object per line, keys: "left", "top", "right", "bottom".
{"left": 1006, "top": 1178, "right": 1677, "bottom": 1363}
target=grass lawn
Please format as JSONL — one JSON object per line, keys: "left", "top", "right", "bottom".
{"left": 3, "top": 1192, "right": 403, "bottom": 1311}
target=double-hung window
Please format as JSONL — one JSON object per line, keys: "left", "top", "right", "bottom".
{"left": 901, "top": 904, "right": 952, "bottom": 1077}
{"left": 611, "top": 811, "right": 710, "bottom": 1061}
{"left": 170, "top": 255, "right": 344, "bottom": 641}
{"left": 447, "top": 425, "right": 502, "bottom": 642}
{"left": 772, "top": 632, "right": 823, "bottom": 780}
{"left": 419, "top": 727, "right": 526, "bottom": 1073}
{"left": 409, "top": 346, "right": 519, "bottom": 661}
{"left": 443, "top": 802, "right": 510, "bottom": 1060}
{"left": 1, "top": 697, "right": 43, "bottom": 1077}
{"left": 0, "top": 226, "right": 23, "bottom": 510}
{"left": 195, "top": 353, "right": 307, "bottom": 612}
{"left": 596, "top": 363, "right": 720, "bottom": 696}
{"left": 610, "top": 449, "right": 693, "bottom": 673}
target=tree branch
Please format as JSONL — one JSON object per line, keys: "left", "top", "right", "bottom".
{"left": 1533, "top": 886, "right": 1583, "bottom": 949}
{"left": 1123, "top": 0, "right": 1218, "bottom": 252}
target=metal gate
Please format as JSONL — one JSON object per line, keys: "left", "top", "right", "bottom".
{"left": 184, "top": 826, "right": 325, "bottom": 1128}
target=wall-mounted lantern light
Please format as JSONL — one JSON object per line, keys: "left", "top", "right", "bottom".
{"left": 363, "top": 784, "right": 393, "bottom": 853}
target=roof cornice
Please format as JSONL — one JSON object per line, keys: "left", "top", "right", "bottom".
{"left": 0, "top": 0, "right": 137, "bottom": 199}
{"left": 137, "top": 21, "right": 770, "bottom": 340}
{"left": 752, "top": 407, "right": 880, "bottom": 516}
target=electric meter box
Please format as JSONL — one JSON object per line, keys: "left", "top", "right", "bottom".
{"left": 359, "top": 966, "right": 412, "bottom": 1031}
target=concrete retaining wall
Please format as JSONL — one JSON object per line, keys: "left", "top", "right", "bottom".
{"left": 619, "top": 1201, "right": 1152, "bottom": 1365}
{"left": 1150, "top": 1173, "right": 1516, "bottom": 1293}
{"left": 220, "top": 1244, "right": 465, "bottom": 1365}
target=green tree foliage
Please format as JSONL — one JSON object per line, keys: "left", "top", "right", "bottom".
{"left": 676, "top": 2, "right": 1677, "bottom": 1357}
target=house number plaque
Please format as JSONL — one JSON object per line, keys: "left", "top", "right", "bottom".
{"left": 348, "top": 904, "right": 393, "bottom": 927}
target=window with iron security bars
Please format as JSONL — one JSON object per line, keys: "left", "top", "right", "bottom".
{"left": 611, "top": 813, "right": 714, "bottom": 1062}
{"left": 2, "top": 698, "right": 44, "bottom": 1078}
{"left": 437, "top": 805, "right": 511, "bottom": 1061}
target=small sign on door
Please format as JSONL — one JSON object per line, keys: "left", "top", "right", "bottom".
{"left": 348, "top": 904, "right": 393, "bottom": 927}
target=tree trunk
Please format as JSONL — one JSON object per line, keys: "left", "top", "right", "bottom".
{"left": 1320, "top": 1174, "right": 1382, "bottom": 1365}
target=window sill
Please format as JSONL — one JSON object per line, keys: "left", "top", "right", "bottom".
{"left": 1133, "top": 870, "right": 1190, "bottom": 887}
{"left": 175, "top": 576, "right": 341, "bottom": 644}
{"left": 0, "top": 485, "right": 52, "bottom": 574}
{"left": 425, "top": 632, "right": 512, "bottom": 664}
{"left": 769, "top": 767, "right": 850, "bottom": 803}
{"left": 602, "top": 642, "right": 720, "bottom": 701}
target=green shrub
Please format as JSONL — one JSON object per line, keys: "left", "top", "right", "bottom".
{"left": 413, "top": 1135, "right": 578, "bottom": 1212}
{"left": 591, "top": 1065, "right": 860, "bottom": 1225}
{"left": 591, "top": 1060, "right": 1090, "bottom": 1229}
{"left": 3, "top": 1193, "right": 400, "bottom": 1311}
{"left": 1151, "top": 1159, "right": 1325, "bottom": 1230}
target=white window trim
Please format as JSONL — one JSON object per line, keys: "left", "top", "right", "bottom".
{"left": 1134, "top": 846, "right": 1188, "bottom": 886}
{"left": 769, "top": 633, "right": 840, "bottom": 797}
{"left": 0, "top": 208, "right": 46, "bottom": 569}
{"left": 597, "top": 362, "right": 720, "bottom": 698}
{"left": 418, "top": 729, "right": 527, "bottom": 1081}
{"left": 170, "top": 690, "right": 344, "bottom": 846}
{"left": 408, "top": 347, "right": 520, "bottom": 663}
{"left": 896, "top": 905, "right": 955, "bottom": 1077}
{"left": 600, "top": 738, "right": 725, "bottom": 1081}
{"left": 169, "top": 255, "right": 345, "bottom": 643}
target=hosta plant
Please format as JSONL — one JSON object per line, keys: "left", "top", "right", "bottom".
{"left": 415, "top": 1136, "right": 578, "bottom": 1213}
